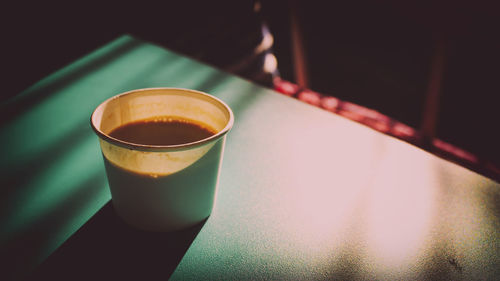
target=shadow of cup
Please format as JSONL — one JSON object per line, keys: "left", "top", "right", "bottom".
{"left": 30, "top": 202, "right": 208, "bottom": 280}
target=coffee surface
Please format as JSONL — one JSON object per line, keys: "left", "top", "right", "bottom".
{"left": 109, "top": 117, "right": 217, "bottom": 146}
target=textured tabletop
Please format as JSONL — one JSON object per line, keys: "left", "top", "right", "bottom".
{"left": 1, "top": 35, "right": 498, "bottom": 280}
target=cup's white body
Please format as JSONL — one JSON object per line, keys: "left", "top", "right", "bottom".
{"left": 102, "top": 139, "right": 225, "bottom": 231}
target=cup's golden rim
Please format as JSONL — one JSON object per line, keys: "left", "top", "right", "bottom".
{"left": 90, "top": 87, "right": 234, "bottom": 152}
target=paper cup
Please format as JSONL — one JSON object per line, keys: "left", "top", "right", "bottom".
{"left": 91, "top": 88, "right": 233, "bottom": 231}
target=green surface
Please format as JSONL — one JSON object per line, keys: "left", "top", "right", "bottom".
{"left": 171, "top": 83, "right": 500, "bottom": 280}
{"left": 1, "top": 35, "right": 499, "bottom": 280}
{"left": 0, "top": 34, "right": 258, "bottom": 280}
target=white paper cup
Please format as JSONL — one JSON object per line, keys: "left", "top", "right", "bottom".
{"left": 91, "top": 88, "right": 233, "bottom": 231}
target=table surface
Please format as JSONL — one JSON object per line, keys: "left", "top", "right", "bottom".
{"left": 1, "top": 35, "right": 499, "bottom": 280}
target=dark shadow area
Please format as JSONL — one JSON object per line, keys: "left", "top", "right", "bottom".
{"left": 439, "top": 28, "right": 500, "bottom": 163}
{"left": 28, "top": 202, "right": 206, "bottom": 281}
{"left": 0, "top": 172, "right": 107, "bottom": 281}
{"left": 3, "top": 1, "right": 267, "bottom": 103}
{"left": 264, "top": 1, "right": 433, "bottom": 128}
{"left": 262, "top": 1, "right": 499, "bottom": 166}
{"left": 0, "top": 37, "right": 141, "bottom": 126}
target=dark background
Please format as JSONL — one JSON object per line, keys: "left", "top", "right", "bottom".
{"left": 262, "top": 1, "right": 499, "bottom": 164}
{"left": 2, "top": 0, "right": 499, "bottom": 165}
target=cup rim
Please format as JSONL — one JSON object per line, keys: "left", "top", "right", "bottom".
{"left": 90, "top": 87, "right": 234, "bottom": 152}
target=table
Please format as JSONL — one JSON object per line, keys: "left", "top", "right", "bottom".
{"left": 1, "top": 35, "right": 499, "bottom": 280}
